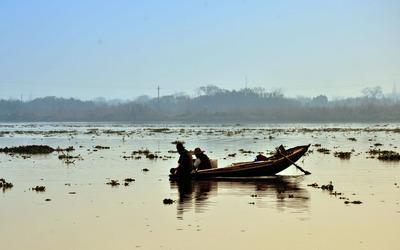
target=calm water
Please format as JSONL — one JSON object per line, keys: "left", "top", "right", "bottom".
{"left": 1, "top": 123, "right": 399, "bottom": 250}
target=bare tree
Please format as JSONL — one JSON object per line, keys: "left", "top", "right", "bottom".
{"left": 362, "top": 86, "right": 384, "bottom": 99}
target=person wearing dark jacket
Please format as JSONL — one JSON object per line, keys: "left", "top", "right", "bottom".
{"left": 170, "top": 142, "right": 193, "bottom": 179}
{"left": 193, "top": 147, "right": 212, "bottom": 170}
{"left": 255, "top": 153, "right": 268, "bottom": 161}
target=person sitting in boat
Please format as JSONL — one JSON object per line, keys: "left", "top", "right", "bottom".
{"left": 254, "top": 153, "right": 268, "bottom": 162}
{"left": 170, "top": 142, "right": 193, "bottom": 178}
{"left": 193, "top": 147, "right": 211, "bottom": 171}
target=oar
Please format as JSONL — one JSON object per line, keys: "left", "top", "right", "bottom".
{"left": 276, "top": 148, "right": 311, "bottom": 175}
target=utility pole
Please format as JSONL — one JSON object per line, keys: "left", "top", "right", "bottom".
{"left": 157, "top": 85, "right": 160, "bottom": 107}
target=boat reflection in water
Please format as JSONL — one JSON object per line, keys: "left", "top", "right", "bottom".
{"left": 170, "top": 176, "right": 310, "bottom": 219}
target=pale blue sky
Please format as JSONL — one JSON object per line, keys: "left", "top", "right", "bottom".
{"left": 0, "top": 0, "right": 399, "bottom": 100}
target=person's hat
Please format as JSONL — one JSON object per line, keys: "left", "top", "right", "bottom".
{"left": 193, "top": 147, "right": 204, "bottom": 155}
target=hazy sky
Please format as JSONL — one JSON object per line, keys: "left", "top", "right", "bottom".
{"left": 1, "top": 0, "right": 399, "bottom": 100}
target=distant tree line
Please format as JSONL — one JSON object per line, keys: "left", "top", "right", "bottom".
{"left": 1, "top": 85, "right": 399, "bottom": 122}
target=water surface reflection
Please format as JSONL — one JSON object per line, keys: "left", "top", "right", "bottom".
{"left": 170, "top": 176, "right": 309, "bottom": 219}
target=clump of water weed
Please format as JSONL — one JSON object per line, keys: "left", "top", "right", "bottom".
{"left": 239, "top": 149, "right": 254, "bottom": 154}
{"left": 308, "top": 181, "right": 362, "bottom": 205}
{"left": 377, "top": 151, "right": 400, "bottom": 161}
{"left": 122, "top": 155, "right": 142, "bottom": 160}
{"left": 344, "top": 200, "right": 362, "bottom": 205}
{"left": 307, "top": 183, "right": 319, "bottom": 188}
{"left": 133, "top": 149, "right": 150, "bottom": 155}
{"left": 0, "top": 178, "right": 13, "bottom": 191}
{"left": 58, "top": 154, "right": 81, "bottom": 160}
{"left": 368, "top": 149, "right": 400, "bottom": 161}
{"left": 124, "top": 178, "right": 135, "bottom": 182}
{"left": 0, "top": 145, "right": 55, "bottom": 154}
{"left": 163, "top": 198, "right": 174, "bottom": 204}
{"left": 317, "top": 148, "right": 331, "bottom": 154}
{"left": 106, "top": 180, "right": 120, "bottom": 186}
{"left": 57, "top": 151, "right": 82, "bottom": 165}
{"left": 32, "top": 186, "right": 46, "bottom": 192}
{"left": 55, "top": 146, "right": 75, "bottom": 152}
{"left": 321, "top": 182, "right": 334, "bottom": 191}
{"left": 146, "top": 128, "right": 170, "bottom": 133}
{"left": 124, "top": 178, "right": 135, "bottom": 186}
{"left": 0, "top": 145, "right": 74, "bottom": 155}
{"left": 334, "top": 151, "right": 351, "bottom": 160}
{"left": 308, "top": 181, "right": 334, "bottom": 191}
{"left": 146, "top": 153, "right": 158, "bottom": 159}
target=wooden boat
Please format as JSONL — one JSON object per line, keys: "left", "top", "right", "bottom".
{"left": 170, "top": 144, "right": 310, "bottom": 179}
